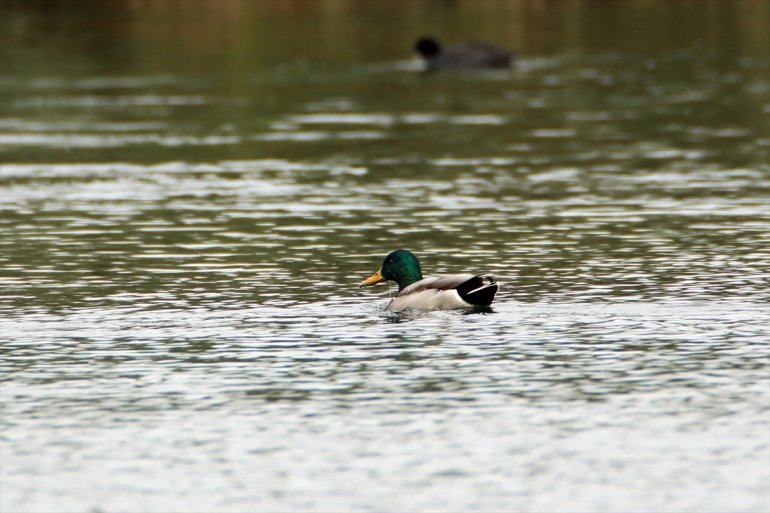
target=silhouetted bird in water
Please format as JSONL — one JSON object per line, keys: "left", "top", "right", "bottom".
{"left": 415, "top": 36, "right": 514, "bottom": 71}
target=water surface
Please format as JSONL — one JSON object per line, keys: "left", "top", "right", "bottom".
{"left": 1, "top": 1, "right": 769, "bottom": 512}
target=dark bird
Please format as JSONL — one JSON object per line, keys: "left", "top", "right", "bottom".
{"left": 415, "top": 36, "right": 514, "bottom": 71}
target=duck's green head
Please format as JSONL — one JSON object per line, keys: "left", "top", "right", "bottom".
{"left": 360, "top": 249, "right": 423, "bottom": 292}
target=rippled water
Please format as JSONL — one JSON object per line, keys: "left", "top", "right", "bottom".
{"left": 2, "top": 2, "right": 769, "bottom": 512}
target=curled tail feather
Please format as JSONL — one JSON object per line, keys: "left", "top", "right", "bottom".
{"left": 456, "top": 276, "right": 498, "bottom": 306}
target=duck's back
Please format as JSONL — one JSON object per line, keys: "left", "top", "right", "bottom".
{"left": 389, "top": 274, "right": 498, "bottom": 311}
{"left": 400, "top": 274, "right": 474, "bottom": 294}
{"left": 430, "top": 42, "right": 513, "bottom": 70}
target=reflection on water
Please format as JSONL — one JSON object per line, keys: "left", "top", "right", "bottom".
{"left": 1, "top": 1, "right": 769, "bottom": 512}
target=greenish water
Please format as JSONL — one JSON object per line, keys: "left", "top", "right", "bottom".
{"left": 1, "top": 1, "right": 769, "bottom": 512}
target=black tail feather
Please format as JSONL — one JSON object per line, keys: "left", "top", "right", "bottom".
{"left": 456, "top": 276, "right": 498, "bottom": 306}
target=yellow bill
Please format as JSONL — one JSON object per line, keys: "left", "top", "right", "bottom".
{"left": 359, "top": 269, "right": 384, "bottom": 287}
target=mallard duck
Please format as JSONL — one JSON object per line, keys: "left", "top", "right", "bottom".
{"left": 415, "top": 36, "right": 514, "bottom": 71}
{"left": 359, "top": 249, "right": 499, "bottom": 312}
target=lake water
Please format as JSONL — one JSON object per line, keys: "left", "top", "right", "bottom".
{"left": 1, "top": 1, "right": 769, "bottom": 512}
